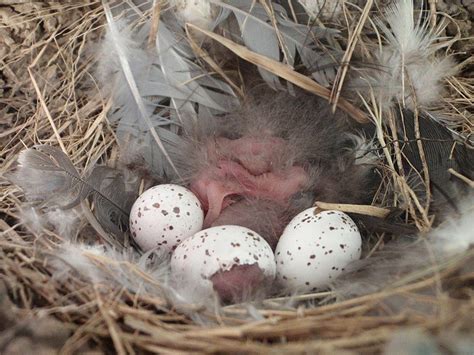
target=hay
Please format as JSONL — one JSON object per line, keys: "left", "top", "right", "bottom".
{"left": 1, "top": 0, "right": 473, "bottom": 353}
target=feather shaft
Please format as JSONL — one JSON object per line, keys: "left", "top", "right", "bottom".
{"left": 102, "top": 1, "right": 182, "bottom": 179}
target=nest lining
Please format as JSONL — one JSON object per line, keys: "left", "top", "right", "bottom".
{"left": 0, "top": 0, "right": 473, "bottom": 353}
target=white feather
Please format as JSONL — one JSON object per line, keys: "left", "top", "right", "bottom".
{"left": 171, "top": 0, "right": 216, "bottom": 30}
{"left": 356, "top": 0, "right": 457, "bottom": 110}
{"left": 19, "top": 206, "right": 82, "bottom": 241}
{"left": 298, "top": 0, "right": 343, "bottom": 19}
{"left": 346, "top": 132, "right": 380, "bottom": 166}
{"left": 432, "top": 196, "right": 474, "bottom": 256}
{"left": 44, "top": 208, "right": 83, "bottom": 240}
{"left": 50, "top": 243, "right": 172, "bottom": 298}
{"left": 19, "top": 207, "right": 46, "bottom": 235}
{"left": 51, "top": 244, "right": 107, "bottom": 283}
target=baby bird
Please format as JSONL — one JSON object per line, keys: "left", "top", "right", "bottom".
{"left": 174, "top": 89, "right": 377, "bottom": 249}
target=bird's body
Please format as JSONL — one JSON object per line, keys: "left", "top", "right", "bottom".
{"left": 174, "top": 90, "right": 377, "bottom": 248}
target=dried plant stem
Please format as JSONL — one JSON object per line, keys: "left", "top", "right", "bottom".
{"left": 314, "top": 201, "right": 390, "bottom": 218}
{"left": 28, "top": 67, "right": 67, "bottom": 153}
{"left": 330, "top": 0, "right": 373, "bottom": 112}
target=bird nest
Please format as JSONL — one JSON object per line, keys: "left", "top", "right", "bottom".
{"left": 0, "top": 1, "right": 473, "bottom": 353}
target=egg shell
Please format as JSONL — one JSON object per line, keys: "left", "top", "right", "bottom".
{"left": 275, "top": 209, "right": 361, "bottom": 292}
{"left": 170, "top": 225, "right": 276, "bottom": 301}
{"left": 129, "top": 184, "right": 204, "bottom": 252}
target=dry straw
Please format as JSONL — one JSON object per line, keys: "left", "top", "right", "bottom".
{"left": 0, "top": 1, "right": 473, "bottom": 353}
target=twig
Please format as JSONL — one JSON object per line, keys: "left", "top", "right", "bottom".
{"left": 330, "top": 0, "right": 373, "bottom": 112}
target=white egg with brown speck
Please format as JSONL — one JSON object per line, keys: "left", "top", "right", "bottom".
{"left": 170, "top": 225, "right": 276, "bottom": 302}
{"left": 275, "top": 209, "right": 361, "bottom": 292}
{"left": 129, "top": 184, "right": 203, "bottom": 253}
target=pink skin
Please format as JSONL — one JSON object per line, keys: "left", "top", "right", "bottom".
{"left": 190, "top": 136, "right": 310, "bottom": 227}
{"left": 210, "top": 263, "right": 266, "bottom": 302}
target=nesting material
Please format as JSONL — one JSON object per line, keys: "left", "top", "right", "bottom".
{"left": 1, "top": 0, "right": 473, "bottom": 353}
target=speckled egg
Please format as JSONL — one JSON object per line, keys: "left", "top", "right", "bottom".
{"left": 129, "top": 184, "right": 204, "bottom": 253}
{"left": 170, "top": 225, "right": 276, "bottom": 302}
{"left": 275, "top": 209, "right": 361, "bottom": 292}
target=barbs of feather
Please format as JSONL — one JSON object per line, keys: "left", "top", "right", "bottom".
{"left": 48, "top": 243, "right": 214, "bottom": 318}
{"left": 205, "top": 0, "right": 341, "bottom": 88}
{"left": 6, "top": 145, "right": 136, "bottom": 244}
{"left": 51, "top": 244, "right": 109, "bottom": 283}
{"left": 432, "top": 195, "right": 474, "bottom": 256}
{"left": 98, "top": 0, "right": 238, "bottom": 178}
{"left": 395, "top": 109, "right": 473, "bottom": 207}
{"left": 102, "top": 1, "right": 181, "bottom": 178}
{"left": 353, "top": 0, "right": 457, "bottom": 110}
{"left": 346, "top": 132, "right": 380, "bottom": 166}
{"left": 6, "top": 145, "right": 86, "bottom": 208}
{"left": 19, "top": 206, "right": 83, "bottom": 242}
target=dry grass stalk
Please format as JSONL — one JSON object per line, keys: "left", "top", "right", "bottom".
{"left": 314, "top": 201, "right": 391, "bottom": 218}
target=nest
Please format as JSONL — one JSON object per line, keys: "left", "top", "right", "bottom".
{"left": 1, "top": 1, "right": 473, "bottom": 353}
